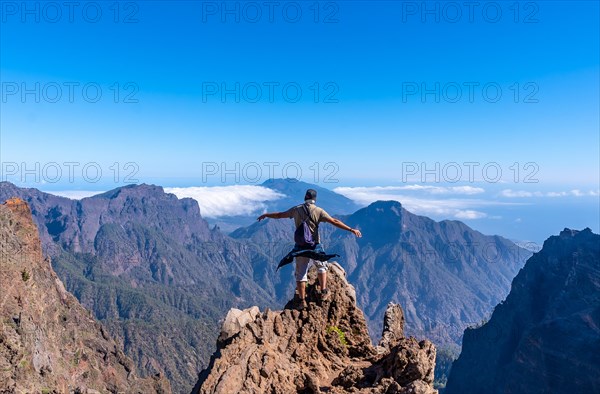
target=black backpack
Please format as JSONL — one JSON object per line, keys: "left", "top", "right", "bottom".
{"left": 294, "top": 204, "right": 317, "bottom": 249}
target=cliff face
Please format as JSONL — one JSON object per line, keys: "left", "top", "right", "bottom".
{"left": 0, "top": 198, "right": 171, "bottom": 393}
{"left": 446, "top": 228, "right": 600, "bottom": 394}
{"left": 0, "top": 182, "right": 276, "bottom": 393}
{"left": 194, "top": 262, "right": 438, "bottom": 394}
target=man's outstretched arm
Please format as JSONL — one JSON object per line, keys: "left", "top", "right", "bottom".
{"left": 257, "top": 211, "right": 291, "bottom": 221}
{"left": 323, "top": 216, "right": 362, "bottom": 237}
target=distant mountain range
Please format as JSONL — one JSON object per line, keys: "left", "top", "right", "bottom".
{"left": 0, "top": 180, "right": 531, "bottom": 393}
{"left": 0, "top": 181, "right": 275, "bottom": 393}
{"left": 446, "top": 228, "right": 600, "bottom": 393}
{"left": 204, "top": 178, "right": 362, "bottom": 232}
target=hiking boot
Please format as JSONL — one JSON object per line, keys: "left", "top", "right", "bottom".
{"left": 319, "top": 288, "right": 330, "bottom": 302}
{"left": 296, "top": 298, "right": 308, "bottom": 311}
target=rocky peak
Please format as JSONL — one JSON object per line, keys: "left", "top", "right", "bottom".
{"left": 558, "top": 226, "right": 592, "bottom": 239}
{"left": 193, "top": 262, "right": 437, "bottom": 394}
{"left": 379, "top": 303, "right": 406, "bottom": 352}
{"left": 94, "top": 183, "right": 166, "bottom": 199}
{"left": 446, "top": 228, "right": 600, "bottom": 393}
{"left": 0, "top": 198, "right": 171, "bottom": 393}
{"left": 2, "top": 197, "right": 43, "bottom": 259}
{"left": 357, "top": 201, "right": 404, "bottom": 219}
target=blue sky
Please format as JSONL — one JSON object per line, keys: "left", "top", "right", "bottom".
{"left": 1, "top": 1, "right": 599, "bottom": 242}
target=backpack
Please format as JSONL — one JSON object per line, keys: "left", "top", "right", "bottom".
{"left": 294, "top": 203, "right": 317, "bottom": 249}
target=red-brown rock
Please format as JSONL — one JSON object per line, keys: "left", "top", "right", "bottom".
{"left": 193, "top": 262, "right": 437, "bottom": 394}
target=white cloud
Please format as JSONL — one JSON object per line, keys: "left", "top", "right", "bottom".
{"left": 545, "top": 191, "right": 567, "bottom": 197}
{"left": 165, "top": 185, "right": 285, "bottom": 218}
{"left": 500, "top": 189, "right": 540, "bottom": 198}
{"left": 571, "top": 189, "right": 583, "bottom": 197}
{"left": 47, "top": 190, "right": 103, "bottom": 199}
{"left": 348, "top": 185, "right": 485, "bottom": 195}
{"left": 429, "top": 186, "right": 485, "bottom": 195}
{"left": 501, "top": 189, "right": 600, "bottom": 198}
{"left": 333, "top": 186, "right": 512, "bottom": 220}
{"left": 454, "top": 210, "right": 487, "bottom": 220}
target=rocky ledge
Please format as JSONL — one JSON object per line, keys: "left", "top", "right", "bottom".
{"left": 193, "top": 262, "right": 437, "bottom": 394}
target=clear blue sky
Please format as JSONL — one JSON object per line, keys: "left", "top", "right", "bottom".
{"left": 1, "top": 1, "right": 598, "bottom": 241}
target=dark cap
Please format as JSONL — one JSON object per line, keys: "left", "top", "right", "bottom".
{"left": 304, "top": 189, "right": 317, "bottom": 201}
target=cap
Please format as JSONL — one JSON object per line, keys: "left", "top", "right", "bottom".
{"left": 304, "top": 189, "right": 317, "bottom": 201}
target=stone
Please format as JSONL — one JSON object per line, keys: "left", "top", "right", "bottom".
{"left": 218, "top": 306, "right": 261, "bottom": 343}
{"left": 379, "top": 302, "right": 405, "bottom": 351}
{"left": 193, "top": 262, "right": 437, "bottom": 394}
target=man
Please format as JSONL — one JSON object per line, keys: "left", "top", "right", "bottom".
{"left": 257, "top": 188, "right": 362, "bottom": 309}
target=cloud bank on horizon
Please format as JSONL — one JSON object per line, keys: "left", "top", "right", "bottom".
{"left": 164, "top": 185, "right": 285, "bottom": 217}
{"left": 333, "top": 185, "right": 503, "bottom": 220}
{"left": 500, "top": 189, "right": 599, "bottom": 198}
{"left": 46, "top": 183, "right": 599, "bottom": 222}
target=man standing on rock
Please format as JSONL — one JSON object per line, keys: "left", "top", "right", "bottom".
{"left": 257, "top": 188, "right": 362, "bottom": 309}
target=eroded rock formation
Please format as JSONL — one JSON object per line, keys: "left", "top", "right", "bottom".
{"left": 194, "top": 262, "right": 437, "bottom": 394}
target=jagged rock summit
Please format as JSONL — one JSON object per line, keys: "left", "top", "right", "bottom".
{"left": 446, "top": 227, "right": 600, "bottom": 394}
{"left": 193, "top": 262, "right": 437, "bottom": 394}
{"left": 0, "top": 198, "right": 171, "bottom": 394}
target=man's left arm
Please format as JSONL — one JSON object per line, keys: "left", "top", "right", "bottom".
{"left": 320, "top": 211, "right": 362, "bottom": 237}
{"left": 257, "top": 211, "right": 292, "bottom": 221}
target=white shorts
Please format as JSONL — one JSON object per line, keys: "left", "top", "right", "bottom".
{"left": 295, "top": 256, "right": 328, "bottom": 282}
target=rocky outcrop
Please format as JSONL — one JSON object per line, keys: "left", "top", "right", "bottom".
{"left": 193, "top": 262, "right": 437, "bottom": 394}
{"left": 0, "top": 198, "right": 171, "bottom": 393}
{"left": 378, "top": 303, "right": 405, "bottom": 352}
{"left": 446, "top": 228, "right": 600, "bottom": 394}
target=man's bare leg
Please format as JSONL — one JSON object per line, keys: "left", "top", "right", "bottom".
{"left": 318, "top": 272, "right": 327, "bottom": 291}
{"left": 297, "top": 281, "right": 306, "bottom": 299}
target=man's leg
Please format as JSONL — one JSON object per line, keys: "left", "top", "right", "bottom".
{"left": 297, "top": 281, "right": 306, "bottom": 299}
{"left": 315, "top": 261, "right": 329, "bottom": 301}
{"left": 295, "top": 257, "right": 310, "bottom": 299}
{"left": 317, "top": 271, "right": 327, "bottom": 291}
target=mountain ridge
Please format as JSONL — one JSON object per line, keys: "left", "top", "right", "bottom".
{"left": 446, "top": 227, "right": 600, "bottom": 393}
{"left": 0, "top": 180, "right": 531, "bottom": 392}
{"left": 0, "top": 181, "right": 276, "bottom": 393}
{"left": 0, "top": 197, "right": 171, "bottom": 393}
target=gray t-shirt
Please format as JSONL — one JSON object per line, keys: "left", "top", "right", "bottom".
{"left": 284, "top": 201, "right": 332, "bottom": 244}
